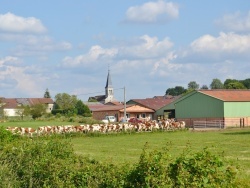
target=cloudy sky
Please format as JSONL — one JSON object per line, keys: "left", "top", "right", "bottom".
{"left": 1, "top": 1, "right": 250, "bottom": 102}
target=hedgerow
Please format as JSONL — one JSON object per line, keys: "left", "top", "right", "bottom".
{"left": 0, "top": 127, "right": 241, "bottom": 187}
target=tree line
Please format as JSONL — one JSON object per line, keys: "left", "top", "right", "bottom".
{"left": 165, "top": 78, "right": 250, "bottom": 96}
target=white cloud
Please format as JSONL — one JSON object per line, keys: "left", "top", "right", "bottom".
{"left": 215, "top": 11, "right": 250, "bottom": 32}
{"left": 118, "top": 35, "right": 173, "bottom": 59}
{"left": 0, "top": 58, "right": 45, "bottom": 96}
{"left": 191, "top": 32, "right": 250, "bottom": 54}
{"left": 125, "top": 0, "right": 179, "bottom": 23}
{"left": 0, "top": 56, "right": 19, "bottom": 67}
{"left": 62, "top": 45, "right": 118, "bottom": 67}
{"left": 61, "top": 35, "right": 173, "bottom": 68}
{"left": 0, "top": 12, "right": 47, "bottom": 33}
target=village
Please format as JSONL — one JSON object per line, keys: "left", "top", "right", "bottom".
{"left": 1, "top": 70, "right": 250, "bottom": 129}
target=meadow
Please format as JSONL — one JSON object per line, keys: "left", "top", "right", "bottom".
{"left": 71, "top": 129, "right": 250, "bottom": 177}
{"left": 1, "top": 121, "right": 250, "bottom": 186}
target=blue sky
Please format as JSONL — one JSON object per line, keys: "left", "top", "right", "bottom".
{"left": 1, "top": 0, "right": 250, "bottom": 102}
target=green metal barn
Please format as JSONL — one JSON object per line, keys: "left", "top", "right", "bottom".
{"left": 174, "top": 90, "right": 250, "bottom": 128}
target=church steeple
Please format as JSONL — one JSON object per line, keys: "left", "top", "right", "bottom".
{"left": 105, "top": 68, "right": 114, "bottom": 103}
{"left": 105, "top": 69, "right": 112, "bottom": 89}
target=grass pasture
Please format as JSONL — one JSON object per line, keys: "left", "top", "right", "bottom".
{"left": 2, "top": 120, "right": 250, "bottom": 184}
{"left": 71, "top": 128, "right": 250, "bottom": 180}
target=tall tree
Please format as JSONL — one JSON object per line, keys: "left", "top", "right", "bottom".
{"left": 210, "top": 78, "right": 224, "bottom": 89}
{"left": 166, "top": 86, "right": 186, "bottom": 96}
{"left": 240, "top": 78, "right": 250, "bottom": 89}
{"left": 54, "top": 93, "right": 78, "bottom": 113}
{"left": 30, "top": 104, "right": 46, "bottom": 119}
{"left": 200, "top": 85, "right": 208, "bottom": 89}
{"left": 75, "top": 100, "right": 91, "bottom": 116}
{"left": 224, "top": 79, "right": 237, "bottom": 87}
{"left": 44, "top": 88, "right": 51, "bottom": 98}
{"left": 188, "top": 81, "right": 199, "bottom": 90}
{"left": 225, "top": 82, "right": 246, "bottom": 89}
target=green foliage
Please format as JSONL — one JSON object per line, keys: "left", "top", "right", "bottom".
{"left": 43, "top": 88, "right": 51, "bottom": 98}
{"left": 166, "top": 86, "right": 186, "bottom": 96}
{"left": 0, "top": 126, "right": 19, "bottom": 146}
{"left": 125, "top": 143, "right": 171, "bottom": 187}
{"left": 210, "top": 78, "right": 224, "bottom": 89}
{"left": 240, "top": 78, "right": 250, "bottom": 89}
{"left": 75, "top": 100, "right": 92, "bottom": 116}
{"left": 188, "top": 81, "right": 199, "bottom": 90}
{"left": 224, "top": 79, "right": 247, "bottom": 89}
{"left": 168, "top": 147, "right": 237, "bottom": 187}
{"left": 0, "top": 129, "right": 241, "bottom": 187}
{"left": 55, "top": 93, "right": 78, "bottom": 111}
{"left": 30, "top": 104, "right": 46, "bottom": 119}
{"left": 200, "top": 84, "right": 209, "bottom": 89}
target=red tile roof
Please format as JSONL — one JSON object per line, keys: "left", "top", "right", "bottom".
{"left": 1, "top": 98, "right": 54, "bottom": 109}
{"left": 199, "top": 90, "right": 250, "bottom": 101}
{"left": 129, "top": 96, "right": 180, "bottom": 110}
{"left": 92, "top": 104, "right": 133, "bottom": 112}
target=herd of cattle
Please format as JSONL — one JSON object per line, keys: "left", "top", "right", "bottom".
{"left": 5, "top": 118, "right": 186, "bottom": 137}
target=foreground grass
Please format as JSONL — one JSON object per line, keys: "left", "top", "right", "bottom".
{"left": 72, "top": 128, "right": 250, "bottom": 179}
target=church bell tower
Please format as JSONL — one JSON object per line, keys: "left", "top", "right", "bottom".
{"left": 105, "top": 69, "right": 114, "bottom": 103}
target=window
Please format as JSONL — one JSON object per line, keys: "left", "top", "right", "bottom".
{"left": 141, "top": 113, "right": 146, "bottom": 118}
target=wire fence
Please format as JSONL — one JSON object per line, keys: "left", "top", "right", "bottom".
{"left": 193, "top": 120, "right": 225, "bottom": 129}
{"left": 193, "top": 118, "right": 247, "bottom": 129}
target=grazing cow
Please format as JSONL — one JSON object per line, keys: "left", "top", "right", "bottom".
{"left": 17, "top": 127, "right": 36, "bottom": 137}
{"left": 179, "top": 121, "right": 186, "bottom": 129}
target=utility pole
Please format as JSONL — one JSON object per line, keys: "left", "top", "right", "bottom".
{"left": 124, "top": 86, "right": 126, "bottom": 122}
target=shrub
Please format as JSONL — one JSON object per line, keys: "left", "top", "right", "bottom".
{"left": 168, "top": 147, "right": 238, "bottom": 187}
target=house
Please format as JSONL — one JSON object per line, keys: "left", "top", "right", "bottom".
{"left": 91, "top": 104, "right": 154, "bottom": 121}
{"left": 174, "top": 90, "right": 250, "bottom": 127}
{"left": 0, "top": 97, "right": 54, "bottom": 117}
{"left": 127, "top": 95, "right": 180, "bottom": 120}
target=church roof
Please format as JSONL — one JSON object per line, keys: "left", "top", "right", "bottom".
{"left": 105, "top": 69, "right": 112, "bottom": 88}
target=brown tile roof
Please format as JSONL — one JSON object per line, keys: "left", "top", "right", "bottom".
{"left": 199, "top": 90, "right": 250, "bottom": 101}
{"left": 129, "top": 96, "right": 180, "bottom": 110}
{"left": 92, "top": 104, "right": 154, "bottom": 113}
{"left": 121, "top": 105, "right": 155, "bottom": 113}
{"left": 1, "top": 98, "right": 54, "bottom": 109}
{"left": 1, "top": 98, "right": 18, "bottom": 109}
{"left": 28, "top": 98, "right": 54, "bottom": 105}
{"left": 92, "top": 104, "right": 132, "bottom": 112}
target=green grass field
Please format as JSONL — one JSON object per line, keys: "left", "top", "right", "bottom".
{"left": 71, "top": 129, "right": 250, "bottom": 179}
{"left": 2, "top": 121, "right": 250, "bottom": 180}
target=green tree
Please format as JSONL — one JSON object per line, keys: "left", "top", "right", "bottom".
{"left": 75, "top": 100, "right": 91, "bottom": 116}
{"left": 55, "top": 93, "right": 78, "bottom": 113}
{"left": 44, "top": 88, "right": 51, "bottom": 98}
{"left": 210, "top": 78, "right": 224, "bottom": 89}
{"left": 30, "top": 104, "right": 46, "bottom": 119}
{"left": 240, "top": 78, "right": 250, "bottom": 89}
{"left": 166, "top": 86, "right": 186, "bottom": 96}
{"left": 188, "top": 81, "right": 199, "bottom": 90}
{"left": 225, "top": 82, "right": 246, "bottom": 89}
{"left": 200, "top": 85, "right": 208, "bottom": 89}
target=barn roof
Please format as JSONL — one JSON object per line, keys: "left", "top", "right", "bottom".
{"left": 0, "top": 98, "right": 54, "bottom": 109}
{"left": 91, "top": 104, "right": 154, "bottom": 113}
{"left": 128, "top": 95, "right": 180, "bottom": 110}
{"left": 199, "top": 90, "right": 250, "bottom": 101}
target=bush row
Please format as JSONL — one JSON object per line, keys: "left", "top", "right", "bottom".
{"left": 0, "top": 127, "right": 246, "bottom": 188}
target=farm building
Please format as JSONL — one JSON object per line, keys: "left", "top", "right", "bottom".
{"left": 127, "top": 95, "right": 180, "bottom": 120}
{"left": 0, "top": 98, "right": 54, "bottom": 117}
{"left": 174, "top": 90, "right": 250, "bottom": 128}
{"left": 90, "top": 103, "right": 154, "bottom": 122}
